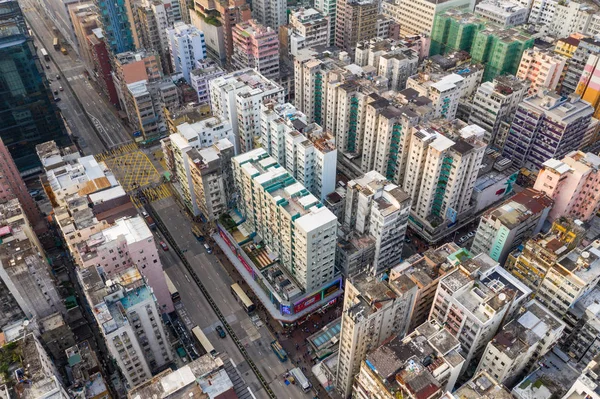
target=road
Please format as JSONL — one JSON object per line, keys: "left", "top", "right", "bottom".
{"left": 153, "top": 197, "right": 315, "bottom": 399}
{"left": 21, "top": 0, "right": 132, "bottom": 153}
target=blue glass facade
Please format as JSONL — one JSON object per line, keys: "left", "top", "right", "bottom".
{"left": 0, "top": 0, "right": 69, "bottom": 173}
{"left": 96, "top": 0, "right": 135, "bottom": 54}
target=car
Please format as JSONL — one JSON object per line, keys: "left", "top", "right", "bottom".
{"left": 467, "top": 231, "right": 475, "bottom": 238}
{"left": 203, "top": 243, "right": 212, "bottom": 254}
{"left": 458, "top": 235, "right": 468, "bottom": 243}
{"left": 404, "top": 237, "right": 411, "bottom": 243}
{"left": 54, "top": 97, "right": 61, "bottom": 102}
{"left": 45, "top": 64, "right": 50, "bottom": 69}
{"left": 56, "top": 74, "right": 60, "bottom": 80}
{"left": 141, "top": 211, "right": 148, "bottom": 217}
{"left": 59, "top": 86, "right": 63, "bottom": 91}
{"left": 53, "top": 90, "right": 58, "bottom": 95}
{"left": 28, "top": 189, "right": 40, "bottom": 197}
{"left": 215, "top": 325, "right": 226, "bottom": 338}
{"left": 159, "top": 241, "right": 168, "bottom": 251}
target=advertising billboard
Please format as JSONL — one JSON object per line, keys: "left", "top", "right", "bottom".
{"left": 294, "top": 292, "right": 321, "bottom": 313}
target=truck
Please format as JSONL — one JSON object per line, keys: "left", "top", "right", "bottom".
{"left": 289, "top": 367, "right": 311, "bottom": 392}
{"left": 142, "top": 210, "right": 156, "bottom": 230}
{"left": 40, "top": 48, "right": 49, "bottom": 61}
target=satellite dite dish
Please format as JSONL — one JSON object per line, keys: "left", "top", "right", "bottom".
{"left": 498, "top": 293, "right": 506, "bottom": 301}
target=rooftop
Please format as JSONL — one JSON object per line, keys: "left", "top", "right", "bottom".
{"left": 455, "top": 372, "right": 513, "bottom": 398}
{"left": 233, "top": 148, "right": 336, "bottom": 232}
{"left": 522, "top": 92, "right": 594, "bottom": 124}
{"left": 485, "top": 188, "right": 553, "bottom": 229}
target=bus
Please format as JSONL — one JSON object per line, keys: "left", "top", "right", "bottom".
{"left": 270, "top": 340, "right": 287, "bottom": 362}
{"left": 230, "top": 283, "right": 255, "bottom": 313}
{"left": 53, "top": 37, "right": 59, "bottom": 50}
{"left": 163, "top": 272, "right": 180, "bottom": 303}
{"left": 40, "top": 48, "right": 49, "bottom": 61}
{"left": 290, "top": 367, "right": 311, "bottom": 392}
{"left": 192, "top": 326, "right": 217, "bottom": 357}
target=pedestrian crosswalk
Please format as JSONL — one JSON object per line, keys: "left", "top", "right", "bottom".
{"left": 66, "top": 74, "right": 84, "bottom": 82}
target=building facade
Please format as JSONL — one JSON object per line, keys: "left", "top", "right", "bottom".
{"left": 232, "top": 20, "right": 280, "bottom": 80}
{"left": 167, "top": 22, "right": 207, "bottom": 83}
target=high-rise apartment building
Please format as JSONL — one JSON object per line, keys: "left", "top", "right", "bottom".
{"left": 286, "top": 8, "right": 330, "bottom": 56}
{"left": 227, "top": 148, "right": 343, "bottom": 324}
{"left": 403, "top": 121, "right": 486, "bottom": 241}
{"left": 503, "top": 92, "right": 596, "bottom": 171}
{"left": 360, "top": 95, "right": 426, "bottom": 182}
{"left": 429, "top": 254, "right": 532, "bottom": 370}
{"left": 430, "top": 10, "right": 534, "bottom": 82}
{"left": 112, "top": 50, "right": 163, "bottom": 114}
{"left": 474, "top": 0, "right": 528, "bottom": 27}
{"left": 252, "top": 0, "right": 286, "bottom": 30}
{"left": 343, "top": 171, "right": 411, "bottom": 275}
{"left": 126, "top": 79, "right": 180, "bottom": 140}
{"left": 260, "top": 102, "right": 337, "bottom": 200}
{"left": 406, "top": 72, "right": 466, "bottom": 120}
{"left": 167, "top": 22, "right": 207, "bottom": 83}
{"left": 562, "top": 37, "right": 600, "bottom": 95}
{"left": 471, "top": 188, "right": 553, "bottom": 265}
{"left": 554, "top": 33, "right": 586, "bottom": 59}
{"left": 0, "top": 199, "right": 65, "bottom": 327}
{"left": 468, "top": 75, "right": 529, "bottom": 145}
{"left": 382, "top": 0, "right": 472, "bottom": 37}
{"left": 12, "top": 333, "right": 70, "bottom": 398}
{"left": 505, "top": 216, "right": 585, "bottom": 291}
{"left": 0, "top": 0, "right": 69, "bottom": 174}
{"left": 95, "top": 0, "right": 136, "bottom": 53}
{"left": 80, "top": 266, "right": 172, "bottom": 387}
{"left": 562, "top": 287, "right": 600, "bottom": 367}
{"left": 390, "top": 243, "right": 460, "bottom": 330}
{"left": 190, "top": 61, "right": 225, "bottom": 105}
{"left": 68, "top": 2, "right": 99, "bottom": 71}
{"left": 576, "top": 53, "right": 600, "bottom": 119}
{"left": 76, "top": 216, "right": 175, "bottom": 314}
{"left": 88, "top": 29, "right": 119, "bottom": 106}
{"left": 517, "top": 48, "right": 567, "bottom": 96}
{"left": 353, "top": 320, "right": 465, "bottom": 399}
{"left": 354, "top": 39, "right": 419, "bottom": 91}
{"left": 0, "top": 139, "right": 43, "bottom": 230}
{"left": 163, "top": 133, "right": 234, "bottom": 219}
{"left": 233, "top": 148, "right": 337, "bottom": 293}
{"left": 335, "top": 0, "right": 377, "bottom": 55}
{"left": 536, "top": 241, "right": 600, "bottom": 318}
{"left": 534, "top": 151, "right": 600, "bottom": 222}
{"left": 209, "top": 69, "right": 285, "bottom": 153}
{"left": 193, "top": 0, "right": 252, "bottom": 63}
{"left": 314, "top": 0, "right": 336, "bottom": 46}
{"left": 232, "top": 20, "right": 280, "bottom": 80}
{"left": 335, "top": 271, "right": 418, "bottom": 398}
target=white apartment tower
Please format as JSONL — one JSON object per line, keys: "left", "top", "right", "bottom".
{"left": 232, "top": 148, "right": 338, "bottom": 292}
{"left": 80, "top": 266, "right": 172, "bottom": 387}
{"left": 288, "top": 8, "right": 330, "bottom": 55}
{"left": 167, "top": 22, "right": 207, "bottom": 83}
{"left": 344, "top": 171, "right": 411, "bottom": 275}
{"left": 260, "top": 102, "right": 337, "bottom": 200}
{"left": 403, "top": 121, "right": 486, "bottom": 227}
{"left": 336, "top": 272, "right": 418, "bottom": 398}
{"left": 209, "top": 69, "right": 285, "bottom": 153}
{"left": 406, "top": 72, "right": 465, "bottom": 120}
{"left": 469, "top": 75, "right": 529, "bottom": 145}
{"left": 476, "top": 300, "right": 565, "bottom": 386}
{"left": 252, "top": 0, "right": 286, "bottom": 29}
{"left": 429, "top": 254, "right": 532, "bottom": 370}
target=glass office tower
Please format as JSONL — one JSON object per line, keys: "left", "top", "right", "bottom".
{"left": 0, "top": 0, "right": 70, "bottom": 174}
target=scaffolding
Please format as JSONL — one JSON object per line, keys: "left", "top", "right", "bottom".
{"left": 431, "top": 155, "right": 453, "bottom": 217}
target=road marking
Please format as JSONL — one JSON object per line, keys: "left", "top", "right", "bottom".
{"left": 230, "top": 358, "right": 236, "bottom": 368}
{"left": 247, "top": 387, "right": 256, "bottom": 399}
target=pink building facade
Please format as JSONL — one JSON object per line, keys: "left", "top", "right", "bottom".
{"left": 0, "top": 139, "right": 43, "bottom": 231}
{"left": 232, "top": 19, "right": 280, "bottom": 80}
{"left": 517, "top": 48, "right": 567, "bottom": 96}
{"left": 534, "top": 151, "right": 600, "bottom": 222}
{"left": 77, "top": 216, "right": 175, "bottom": 313}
